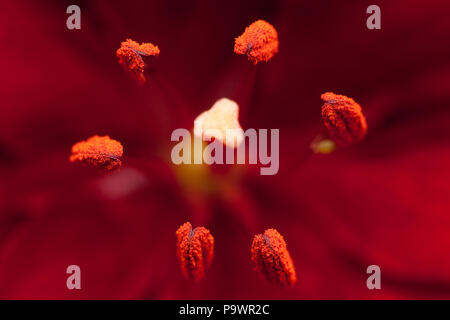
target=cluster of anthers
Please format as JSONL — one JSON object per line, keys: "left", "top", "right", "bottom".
{"left": 69, "top": 19, "right": 369, "bottom": 286}
{"left": 176, "top": 222, "right": 297, "bottom": 286}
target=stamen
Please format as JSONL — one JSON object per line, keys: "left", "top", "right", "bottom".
{"left": 69, "top": 135, "right": 123, "bottom": 171}
{"left": 234, "top": 20, "right": 279, "bottom": 65}
{"left": 251, "top": 228, "right": 297, "bottom": 287}
{"left": 116, "top": 38, "right": 160, "bottom": 84}
{"left": 176, "top": 222, "right": 215, "bottom": 282}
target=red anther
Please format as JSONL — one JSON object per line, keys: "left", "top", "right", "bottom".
{"left": 176, "top": 222, "right": 214, "bottom": 282}
{"left": 69, "top": 135, "right": 123, "bottom": 171}
{"left": 251, "top": 228, "right": 297, "bottom": 287}
{"left": 234, "top": 20, "right": 279, "bottom": 64}
{"left": 116, "top": 38, "right": 160, "bottom": 84}
{"left": 321, "top": 92, "right": 368, "bottom": 146}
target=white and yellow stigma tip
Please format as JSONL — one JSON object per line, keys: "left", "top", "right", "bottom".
{"left": 194, "top": 98, "right": 244, "bottom": 148}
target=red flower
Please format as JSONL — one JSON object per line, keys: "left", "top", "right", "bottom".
{"left": 251, "top": 229, "right": 297, "bottom": 287}
{"left": 176, "top": 222, "right": 214, "bottom": 282}
{"left": 1, "top": 1, "right": 449, "bottom": 300}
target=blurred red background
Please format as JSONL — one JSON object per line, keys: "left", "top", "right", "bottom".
{"left": 1, "top": 0, "right": 450, "bottom": 299}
